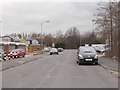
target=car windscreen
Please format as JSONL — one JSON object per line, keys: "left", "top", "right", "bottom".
{"left": 80, "top": 47, "right": 96, "bottom": 53}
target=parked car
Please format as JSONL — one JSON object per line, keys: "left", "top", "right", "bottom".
{"left": 58, "top": 48, "right": 63, "bottom": 52}
{"left": 0, "top": 49, "right": 5, "bottom": 60}
{"left": 92, "top": 45, "right": 106, "bottom": 53}
{"left": 105, "top": 47, "right": 111, "bottom": 52}
{"left": 43, "top": 47, "right": 50, "bottom": 52}
{"left": 50, "top": 48, "right": 58, "bottom": 55}
{"left": 77, "top": 46, "right": 98, "bottom": 65}
{"left": 9, "top": 49, "right": 26, "bottom": 58}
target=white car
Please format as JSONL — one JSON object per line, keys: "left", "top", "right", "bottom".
{"left": 50, "top": 48, "right": 58, "bottom": 55}
{"left": 43, "top": 47, "right": 50, "bottom": 52}
{"left": 58, "top": 48, "right": 63, "bottom": 52}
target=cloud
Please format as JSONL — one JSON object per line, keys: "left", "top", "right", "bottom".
{"left": 2, "top": 2, "right": 98, "bottom": 35}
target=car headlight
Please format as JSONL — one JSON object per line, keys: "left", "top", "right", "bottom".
{"left": 79, "top": 54, "right": 83, "bottom": 59}
{"left": 94, "top": 55, "right": 98, "bottom": 59}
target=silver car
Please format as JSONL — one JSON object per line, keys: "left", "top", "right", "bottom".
{"left": 77, "top": 46, "right": 98, "bottom": 65}
{"left": 50, "top": 48, "right": 58, "bottom": 55}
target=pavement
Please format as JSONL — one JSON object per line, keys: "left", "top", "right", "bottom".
{"left": 2, "top": 50, "right": 118, "bottom": 88}
{"left": 98, "top": 55, "right": 120, "bottom": 78}
{"left": 1, "top": 52, "right": 48, "bottom": 71}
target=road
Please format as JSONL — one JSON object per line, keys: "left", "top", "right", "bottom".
{"left": 2, "top": 50, "right": 118, "bottom": 88}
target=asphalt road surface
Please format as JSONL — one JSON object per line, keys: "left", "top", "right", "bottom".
{"left": 2, "top": 50, "right": 118, "bottom": 88}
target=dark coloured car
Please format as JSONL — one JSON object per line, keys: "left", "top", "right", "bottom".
{"left": 77, "top": 46, "right": 98, "bottom": 65}
{"left": 50, "top": 48, "right": 58, "bottom": 55}
{"left": 10, "top": 49, "right": 26, "bottom": 58}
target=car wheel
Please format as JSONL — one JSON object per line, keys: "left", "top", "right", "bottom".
{"left": 78, "top": 60, "right": 81, "bottom": 65}
{"left": 78, "top": 62, "right": 81, "bottom": 65}
{"left": 11, "top": 56, "right": 13, "bottom": 59}
{"left": 8, "top": 57, "right": 11, "bottom": 60}
{"left": 95, "top": 62, "right": 98, "bottom": 65}
{"left": 16, "top": 56, "right": 18, "bottom": 58}
{"left": 77, "top": 60, "right": 79, "bottom": 63}
{"left": 50, "top": 53, "right": 52, "bottom": 55}
{"left": 3, "top": 58, "right": 6, "bottom": 61}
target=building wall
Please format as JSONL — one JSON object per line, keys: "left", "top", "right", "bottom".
{"left": 4, "top": 44, "right": 16, "bottom": 54}
{"left": 28, "top": 45, "right": 42, "bottom": 52}
{"left": 4, "top": 44, "right": 9, "bottom": 54}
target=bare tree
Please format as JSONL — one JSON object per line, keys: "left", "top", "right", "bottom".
{"left": 65, "top": 27, "right": 80, "bottom": 49}
{"left": 94, "top": 2, "right": 118, "bottom": 58}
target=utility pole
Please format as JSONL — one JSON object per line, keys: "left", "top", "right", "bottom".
{"left": 79, "top": 32, "right": 81, "bottom": 46}
{"left": 41, "top": 22, "right": 43, "bottom": 47}
{"left": 0, "top": 20, "right": 2, "bottom": 42}
{"left": 118, "top": 1, "right": 120, "bottom": 60}
{"left": 109, "top": 1, "right": 113, "bottom": 57}
{"left": 66, "top": 35, "right": 68, "bottom": 49}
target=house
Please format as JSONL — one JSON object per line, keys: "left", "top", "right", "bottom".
{"left": 0, "top": 36, "right": 15, "bottom": 42}
{"left": 26, "top": 39, "right": 42, "bottom": 52}
{"left": 20, "top": 39, "right": 42, "bottom": 52}
{"left": 0, "top": 36, "right": 26, "bottom": 55}
{"left": 0, "top": 36, "right": 42, "bottom": 53}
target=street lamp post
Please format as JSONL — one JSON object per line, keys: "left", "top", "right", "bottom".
{"left": 66, "top": 34, "right": 70, "bottom": 49}
{"left": 66, "top": 36, "right": 67, "bottom": 49}
{"left": 0, "top": 21, "right": 2, "bottom": 42}
{"left": 52, "top": 34, "right": 56, "bottom": 48}
{"left": 109, "top": 2, "right": 113, "bottom": 56}
{"left": 92, "top": 20, "right": 95, "bottom": 32}
{"left": 41, "top": 20, "right": 50, "bottom": 48}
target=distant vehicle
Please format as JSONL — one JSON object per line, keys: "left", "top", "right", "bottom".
{"left": 0, "top": 49, "right": 5, "bottom": 60}
{"left": 77, "top": 46, "right": 98, "bottom": 65}
{"left": 9, "top": 49, "right": 26, "bottom": 58}
{"left": 43, "top": 47, "right": 50, "bottom": 52}
{"left": 50, "top": 48, "right": 58, "bottom": 55}
{"left": 92, "top": 44, "right": 106, "bottom": 53}
{"left": 105, "top": 47, "right": 111, "bottom": 52}
{"left": 93, "top": 46, "right": 101, "bottom": 53}
{"left": 58, "top": 48, "right": 63, "bottom": 52}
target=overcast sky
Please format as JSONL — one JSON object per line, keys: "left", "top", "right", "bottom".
{"left": 1, "top": 2, "right": 98, "bottom": 35}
